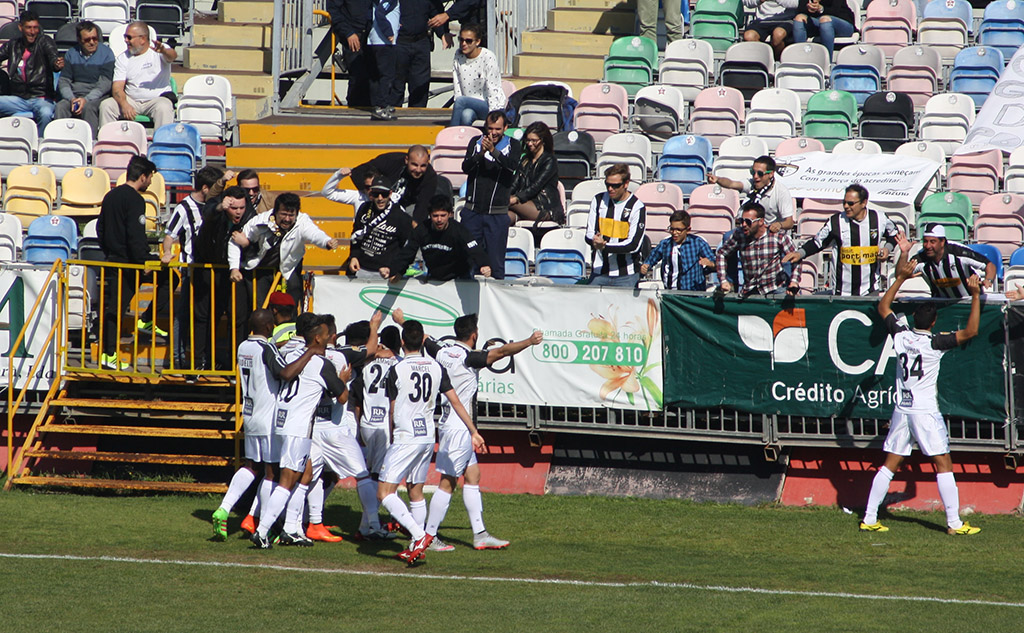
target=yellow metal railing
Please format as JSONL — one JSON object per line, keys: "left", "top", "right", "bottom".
{"left": 312, "top": 10, "right": 343, "bottom": 107}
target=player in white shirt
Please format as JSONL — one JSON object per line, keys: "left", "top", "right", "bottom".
{"left": 353, "top": 325, "right": 402, "bottom": 477}
{"left": 377, "top": 319, "right": 486, "bottom": 565}
{"left": 393, "top": 309, "right": 542, "bottom": 551}
{"left": 861, "top": 259, "right": 982, "bottom": 535}
{"left": 251, "top": 315, "right": 351, "bottom": 549}
{"left": 211, "top": 309, "right": 319, "bottom": 540}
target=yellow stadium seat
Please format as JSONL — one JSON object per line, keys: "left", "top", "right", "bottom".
{"left": 4, "top": 164, "right": 56, "bottom": 221}
{"left": 57, "top": 166, "right": 112, "bottom": 217}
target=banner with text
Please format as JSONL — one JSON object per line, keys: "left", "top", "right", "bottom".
{"left": 776, "top": 151, "right": 940, "bottom": 203}
{"left": 313, "top": 278, "right": 664, "bottom": 411}
{"left": 956, "top": 46, "right": 1024, "bottom": 155}
{"left": 1, "top": 265, "right": 60, "bottom": 391}
{"left": 662, "top": 295, "right": 1006, "bottom": 421}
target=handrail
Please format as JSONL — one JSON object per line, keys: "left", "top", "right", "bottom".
{"left": 312, "top": 10, "right": 341, "bottom": 107}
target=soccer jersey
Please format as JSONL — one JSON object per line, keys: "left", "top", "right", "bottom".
{"left": 311, "top": 348, "right": 350, "bottom": 430}
{"left": 885, "top": 313, "right": 959, "bottom": 413}
{"left": 911, "top": 242, "right": 990, "bottom": 299}
{"left": 237, "top": 335, "right": 287, "bottom": 436}
{"left": 275, "top": 353, "right": 347, "bottom": 438}
{"left": 799, "top": 209, "right": 898, "bottom": 296}
{"left": 585, "top": 192, "right": 646, "bottom": 277}
{"left": 384, "top": 352, "right": 453, "bottom": 444}
{"left": 430, "top": 340, "right": 489, "bottom": 431}
{"left": 353, "top": 354, "right": 400, "bottom": 430}
{"left": 164, "top": 195, "right": 204, "bottom": 263}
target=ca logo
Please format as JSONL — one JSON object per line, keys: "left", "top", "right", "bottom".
{"left": 738, "top": 309, "right": 808, "bottom": 369}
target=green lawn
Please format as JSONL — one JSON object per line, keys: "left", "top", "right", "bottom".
{"left": 2, "top": 487, "right": 1023, "bottom": 632}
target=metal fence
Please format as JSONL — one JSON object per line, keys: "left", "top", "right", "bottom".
{"left": 492, "top": 0, "right": 554, "bottom": 75}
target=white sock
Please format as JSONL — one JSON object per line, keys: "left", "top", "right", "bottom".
{"left": 864, "top": 466, "right": 894, "bottom": 525}
{"left": 410, "top": 499, "right": 427, "bottom": 530}
{"left": 254, "top": 478, "right": 274, "bottom": 518}
{"left": 463, "top": 484, "right": 486, "bottom": 534}
{"left": 425, "top": 489, "right": 452, "bottom": 537}
{"left": 283, "top": 483, "right": 309, "bottom": 533}
{"left": 937, "top": 471, "right": 963, "bottom": 530}
{"left": 356, "top": 477, "right": 380, "bottom": 532}
{"left": 307, "top": 479, "right": 325, "bottom": 525}
{"left": 381, "top": 492, "right": 425, "bottom": 540}
{"left": 218, "top": 468, "right": 256, "bottom": 514}
{"left": 256, "top": 485, "right": 291, "bottom": 538}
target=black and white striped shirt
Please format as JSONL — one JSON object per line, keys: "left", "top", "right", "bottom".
{"left": 911, "top": 241, "right": 991, "bottom": 299}
{"left": 798, "top": 208, "right": 898, "bottom": 296}
{"left": 164, "top": 195, "right": 204, "bottom": 263}
{"left": 584, "top": 192, "right": 646, "bottom": 277}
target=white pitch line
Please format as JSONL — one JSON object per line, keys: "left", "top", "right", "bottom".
{"left": 1, "top": 552, "right": 1021, "bottom": 609}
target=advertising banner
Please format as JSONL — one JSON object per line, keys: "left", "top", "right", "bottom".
{"left": 313, "top": 278, "right": 664, "bottom": 411}
{"left": 0, "top": 265, "right": 60, "bottom": 391}
{"left": 956, "top": 46, "right": 1024, "bottom": 155}
{"left": 775, "top": 151, "right": 940, "bottom": 203}
{"left": 662, "top": 295, "right": 1007, "bottom": 422}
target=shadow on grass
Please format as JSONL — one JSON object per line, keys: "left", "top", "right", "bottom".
{"left": 879, "top": 510, "right": 949, "bottom": 534}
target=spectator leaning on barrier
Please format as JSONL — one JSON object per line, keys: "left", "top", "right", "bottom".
{"left": 352, "top": 146, "right": 437, "bottom": 224}
{"left": 100, "top": 21, "right": 176, "bottom": 131}
{"left": 0, "top": 11, "right": 62, "bottom": 134}
{"left": 54, "top": 21, "right": 114, "bottom": 135}
{"left": 641, "top": 210, "right": 714, "bottom": 291}
{"left": 895, "top": 224, "right": 996, "bottom": 299}
{"left": 383, "top": 194, "right": 491, "bottom": 281}
{"left": 717, "top": 201, "right": 800, "bottom": 297}
{"left": 347, "top": 175, "right": 415, "bottom": 278}
{"left": 585, "top": 163, "right": 646, "bottom": 288}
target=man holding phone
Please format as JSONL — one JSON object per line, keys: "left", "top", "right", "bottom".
{"left": 100, "top": 20, "right": 177, "bottom": 130}
{"left": 55, "top": 21, "right": 115, "bottom": 135}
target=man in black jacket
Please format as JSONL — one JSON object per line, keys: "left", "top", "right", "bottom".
{"left": 0, "top": 11, "right": 63, "bottom": 134}
{"left": 347, "top": 176, "right": 414, "bottom": 278}
{"left": 461, "top": 110, "right": 519, "bottom": 279}
{"left": 381, "top": 194, "right": 490, "bottom": 281}
{"left": 394, "top": 0, "right": 451, "bottom": 108}
{"left": 327, "top": 0, "right": 371, "bottom": 107}
{"left": 191, "top": 186, "right": 254, "bottom": 370}
{"left": 96, "top": 155, "right": 160, "bottom": 370}
{"left": 351, "top": 145, "right": 438, "bottom": 224}
{"left": 427, "top": 0, "right": 485, "bottom": 43}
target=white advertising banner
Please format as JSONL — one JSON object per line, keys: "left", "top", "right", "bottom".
{"left": 775, "top": 151, "right": 940, "bottom": 203}
{"left": 956, "top": 46, "right": 1024, "bottom": 155}
{"left": 313, "top": 277, "right": 664, "bottom": 411}
{"left": 0, "top": 265, "right": 60, "bottom": 391}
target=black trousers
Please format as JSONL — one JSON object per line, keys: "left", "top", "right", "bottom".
{"left": 100, "top": 265, "right": 170, "bottom": 356}
{"left": 367, "top": 44, "right": 400, "bottom": 108}
{"left": 342, "top": 43, "right": 371, "bottom": 107}
{"left": 191, "top": 269, "right": 248, "bottom": 370}
{"left": 394, "top": 37, "right": 431, "bottom": 108}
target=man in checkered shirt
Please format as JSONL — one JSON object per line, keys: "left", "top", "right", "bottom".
{"left": 715, "top": 201, "right": 800, "bottom": 297}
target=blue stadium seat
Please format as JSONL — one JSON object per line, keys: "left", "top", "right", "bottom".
{"left": 979, "top": 0, "right": 1024, "bottom": 59}
{"left": 536, "top": 228, "right": 588, "bottom": 284}
{"left": 656, "top": 134, "right": 713, "bottom": 195}
{"left": 24, "top": 214, "right": 77, "bottom": 264}
{"left": 950, "top": 47, "right": 1005, "bottom": 109}
{"left": 967, "top": 242, "right": 1003, "bottom": 281}
{"left": 148, "top": 122, "right": 202, "bottom": 187}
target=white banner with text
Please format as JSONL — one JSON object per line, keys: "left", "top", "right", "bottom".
{"left": 0, "top": 265, "right": 60, "bottom": 391}
{"left": 957, "top": 46, "right": 1024, "bottom": 155}
{"left": 776, "top": 151, "right": 941, "bottom": 203}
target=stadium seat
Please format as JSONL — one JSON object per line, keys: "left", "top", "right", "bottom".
{"left": 895, "top": 140, "right": 946, "bottom": 194}
{"left": 688, "top": 184, "right": 740, "bottom": 245}
{"left": 594, "top": 132, "right": 651, "bottom": 184}
{"left": 688, "top": 208, "right": 735, "bottom": 246}
{"left": 713, "top": 135, "right": 770, "bottom": 182}
{"left": 861, "top": 0, "right": 917, "bottom": 59}
{"left": 978, "top": 0, "right": 1024, "bottom": 59}
{"left": 918, "top": 0, "right": 971, "bottom": 62}
{"left": 869, "top": 200, "right": 915, "bottom": 234}
{"left": 136, "top": 0, "right": 186, "bottom": 41}
{"left": 430, "top": 125, "right": 481, "bottom": 188}
{"left": 918, "top": 93, "right": 976, "bottom": 156}
{"left": 886, "top": 45, "right": 941, "bottom": 108}
{"left": 689, "top": 0, "right": 743, "bottom": 52}
{"left": 859, "top": 91, "right": 915, "bottom": 152}
{"left": 978, "top": 192, "right": 1024, "bottom": 220}
{"left": 832, "top": 139, "right": 882, "bottom": 155}
{"left": 950, "top": 47, "right": 1005, "bottom": 109}
{"left": 0, "top": 115, "right": 38, "bottom": 178}
{"left": 602, "top": 36, "right": 657, "bottom": 97}
{"left": 831, "top": 45, "right": 885, "bottom": 106}
{"left": 918, "top": 191, "right": 972, "bottom": 240}
{"left": 802, "top": 90, "right": 858, "bottom": 150}
{"left": 966, "top": 242, "right": 1005, "bottom": 278}
{"left": 719, "top": 41, "right": 775, "bottom": 102}
{"left": 774, "top": 136, "right": 826, "bottom": 158}
{"left": 57, "top": 166, "right": 111, "bottom": 217}
{"left": 775, "top": 43, "right": 829, "bottom": 106}
{"left": 23, "top": 214, "right": 77, "bottom": 264}
{"left": 54, "top": 22, "right": 77, "bottom": 54}
{"left": 4, "top": 165, "right": 56, "bottom": 222}
{"left": 632, "top": 85, "right": 685, "bottom": 141}
{"left": 948, "top": 149, "right": 1003, "bottom": 208}
{"left": 80, "top": 0, "right": 131, "bottom": 37}
{"left": 573, "top": 83, "right": 629, "bottom": 145}
{"left": 689, "top": 86, "right": 744, "bottom": 149}
{"left": 973, "top": 217, "right": 1024, "bottom": 260}
{"left": 1005, "top": 147, "right": 1024, "bottom": 194}
{"left": 553, "top": 130, "right": 597, "bottom": 191}
{"left": 745, "top": 88, "right": 801, "bottom": 151}
{"left": 657, "top": 134, "right": 714, "bottom": 194}
{"left": 635, "top": 181, "right": 684, "bottom": 239}
{"left": 93, "top": 120, "right": 147, "bottom": 182}
{"left": 659, "top": 39, "right": 714, "bottom": 102}
{"left": 177, "top": 74, "right": 235, "bottom": 141}
{"left": 536, "top": 227, "right": 589, "bottom": 283}
{"left": 505, "top": 226, "right": 535, "bottom": 278}
{"left": 148, "top": 123, "right": 203, "bottom": 187}
{"left": 39, "top": 117, "right": 93, "bottom": 180}
{"left": 26, "top": 0, "right": 72, "bottom": 37}
{"left": 0, "top": 0, "right": 18, "bottom": 23}
{"left": 0, "top": 211, "right": 22, "bottom": 262}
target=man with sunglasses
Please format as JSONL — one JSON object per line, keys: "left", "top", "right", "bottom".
{"left": 100, "top": 21, "right": 176, "bottom": 131}
{"left": 54, "top": 21, "right": 114, "bottom": 135}
{"left": 585, "top": 163, "right": 646, "bottom": 287}
{"left": 716, "top": 201, "right": 800, "bottom": 297}
{"left": 708, "top": 155, "right": 795, "bottom": 235}
{"left": 347, "top": 175, "right": 414, "bottom": 278}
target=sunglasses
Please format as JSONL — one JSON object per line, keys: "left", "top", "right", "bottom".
{"left": 604, "top": 180, "right": 626, "bottom": 189}
{"left": 81, "top": 36, "right": 99, "bottom": 43}
{"left": 370, "top": 191, "right": 390, "bottom": 198}
{"left": 737, "top": 217, "right": 758, "bottom": 227}
{"left": 460, "top": 38, "right": 477, "bottom": 44}
{"left": 842, "top": 199, "right": 861, "bottom": 206}
{"left": 243, "top": 186, "right": 260, "bottom": 193}
{"left": 750, "top": 169, "right": 773, "bottom": 177}
{"left": 669, "top": 226, "right": 689, "bottom": 233}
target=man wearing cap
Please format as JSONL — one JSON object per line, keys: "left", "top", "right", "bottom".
{"left": 347, "top": 175, "right": 414, "bottom": 278}
{"left": 351, "top": 146, "right": 438, "bottom": 224}
{"left": 895, "top": 224, "right": 995, "bottom": 299}
{"left": 268, "top": 291, "right": 298, "bottom": 347}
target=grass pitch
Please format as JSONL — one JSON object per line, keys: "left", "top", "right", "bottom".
{"left": 2, "top": 487, "right": 1023, "bottom": 633}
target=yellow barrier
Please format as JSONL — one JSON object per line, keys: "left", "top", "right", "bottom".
{"left": 312, "top": 10, "right": 342, "bottom": 107}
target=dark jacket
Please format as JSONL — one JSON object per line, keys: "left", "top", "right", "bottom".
{"left": 328, "top": 0, "right": 371, "bottom": 41}
{"left": 389, "top": 218, "right": 489, "bottom": 280}
{"left": 0, "top": 34, "right": 61, "bottom": 100}
{"left": 462, "top": 135, "right": 520, "bottom": 215}
{"left": 97, "top": 184, "right": 150, "bottom": 264}
{"left": 398, "top": 0, "right": 447, "bottom": 39}
{"left": 192, "top": 196, "right": 256, "bottom": 265}
{"left": 352, "top": 151, "right": 438, "bottom": 224}
{"left": 796, "top": 0, "right": 856, "bottom": 26}
{"left": 349, "top": 200, "right": 414, "bottom": 272}
{"left": 512, "top": 151, "right": 563, "bottom": 224}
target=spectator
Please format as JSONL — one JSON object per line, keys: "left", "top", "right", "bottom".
{"left": 895, "top": 225, "right": 996, "bottom": 298}
{"left": 100, "top": 21, "right": 177, "bottom": 130}
{"left": 742, "top": 0, "right": 799, "bottom": 59}
{"left": 717, "top": 201, "right": 800, "bottom": 296}
{"left": 367, "top": 0, "right": 400, "bottom": 121}
{"left": 54, "top": 21, "right": 114, "bottom": 135}
{"left": 638, "top": 0, "right": 682, "bottom": 45}
{"left": 327, "top": 0, "right": 371, "bottom": 107}
{"left": 394, "top": 0, "right": 452, "bottom": 108}
{"left": 268, "top": 291, "right": 297, "bottom": 347}
{"left": 383, "top": 194, "right": 491, "bottom": 281}
{"left": 95, "top": 155, "right": 164, "bottom": 370}
{"left": 450, "top": 23, "right": 504, "bottom": 127}
{"left": 708, "top": 155, "right": 795, "bottom": 234}
{"left": 0, "top": 11, "right": 62, "bottom": 134}
{"left": 351, "top": 146, "right": 437, "bottom": 223}
{"left": 427, "top": 0, "right": 485, "bottom": 36}
{"left": 792, "top": 0, "right": 858, "bottom": 59}
{"left": 191, "top": 185, "right": 255, "bottom": 369}
{"left": 228, "top": 192, "right": 342, "bottom": 309}
{"left": 322, "top": 165, "right": 378, "bottom": 208}
{"left": 347, "top": 175, "right": 415, "bottom": 277}
{"left": 509, "top": 121, "right": 564, "bottom": 226}
{"left": 783, "top": 184, "right": 898, "bottom": 296}
{"left": 641, "top": 210, "right": 714, "bottom": 291}
{"left": 461, "top": 110, "right": 519, "bottom": 279}
{"left": 235, "top": 169, "right": 279, "bottom": 215}
{"left": 585, "top": 163, "right": 647, "bottom": 288}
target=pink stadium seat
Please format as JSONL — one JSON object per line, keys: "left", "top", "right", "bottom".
{"left": 948, "top": 149, "right": 1003, "bottom": 207}
{"left": 978, "top": 192, "right": 1024, "bottom": 220}
{"left": 797, "top": 209, "right": 834, "bottom": 239}
{"left": 431, "top": 125, "right": 482, "bottom": 188}
{"left": 886, "top": 45, "right": 941, "bottom": 108}
{"left": 637, "top": 181, "right": 685, "bottom": 240}
{"left": 573, "top": 83, "right": 629, "bottom": 145}
{"left": 974, "top": 217, "right": 1024, "bottom": 258}
{"left": 688, "top": 209, "right": 735, "bottom": 246}
{"left": 862, "top": 0, "right": 918, "bottom": 58}
{"left": 774, "top": 137, "right": 826, "bottom": 158}
{"left": 93, "top": 120, "right": 147, "bottom": 182}
{"left": 690, "top": 86, "right": 745, "bottom": 149}
{"left": 687, "top": 183, "right": 740, "bottom": 217}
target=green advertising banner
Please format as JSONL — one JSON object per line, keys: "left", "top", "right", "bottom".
{"left": 662, "top": 295, "right": 1008, "bottom": 422}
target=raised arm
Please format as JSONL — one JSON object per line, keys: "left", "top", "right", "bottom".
{"left": 485, "top": 330, "right": 543, "bottom": 365}
{"left": 878, "top": 259, "right": 915, "bottom": 320}
{"left": 955, "top": 275, "right": 981, "bottom": 345}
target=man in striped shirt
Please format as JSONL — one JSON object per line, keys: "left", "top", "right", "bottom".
{"left": 641, "top": 210, "right": 713, "bottom": 290}
{"left": 717, "top": 201, "right": 800, "bottom": 296}
{"left": 784, "top": 183, "right": 898, "bottom": 296}
{"left": 895, "top": 224, "right": 995, "bottom": 299}
{"left": 586, "top": 163, "right": 647, "bottom": 287}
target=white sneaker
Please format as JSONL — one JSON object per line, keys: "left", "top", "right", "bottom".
{"left": 473, "top": 531, "right": 510, "bottom": 550}
{"left": 428, "top": 536, "right": 455, "bottom": 552}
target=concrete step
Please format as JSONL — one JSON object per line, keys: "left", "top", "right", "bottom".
{"left": 514, "top": 52, "right": 606, "bottom": 80}
{"left": 219, "top": 0, "right": 274, "bottom": 23}
{"left": 184, "top": 46, "right": 271, "bottom": 73}
{"left": 235, "top": 95, "right": 272, "bottom": 121}
{"left": 247, "top": 169, "right": 340, "bottom": 193}
{"left": 239, "top": 122, "right": 442, "bottom": 146}
{"left": 299, "top": 196, "right": 354, "bottom": 219}
{"left": 546, "top": 7, "right": 637, "bottom": 34}
{"left": 172, "top": 69, "right": 274, "bottom": 99}
{"left": 192, "top": 22, "right": 272, "bottom": 47}
{"left": 555, "top": 0, "right": 637, "bottom": 8}
{"left": 520, "top": 30, "right": 616, "bottom": 56}
{"left": 226, "top": 145, "right": 410, "bottom": 171}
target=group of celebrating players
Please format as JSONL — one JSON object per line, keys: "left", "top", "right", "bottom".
{"left": 210, "top": 301, "right": 542, "bottom": 565}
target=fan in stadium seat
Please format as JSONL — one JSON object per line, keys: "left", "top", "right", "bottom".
{"left": 509, "top": 121, "right": 564, "bottom": 226}
{"left": 659, "top": 39, "right": 714, "bottom": 102}
{"left": 792, "top": 0, "right": 859, "bottom": 59}
{"left": 950, "top": 46, "right": 1005, "bottom": 109}
{"left": 746, "top": 88, "right": 801, "bottom": 151}
{"left": 23, "top": 214, "right": 77, "bottom": 264}
{"left": 54, "top": 21, "right": 116, "bottom": 135}
{"left": 632, "top": 85, "right": 685, "bottom": 141}
{"left": 859, "top": 91, "right": 914, "bottom": 152}
{"left": 573, "top": 82, "right": 628, "bottom": 145}
{"left": 0, "top": 12, "right": 60, "bottom": 134}
{"left": 742, "top": 0, "right": 800, "bottom": 59}
{"left": 640, "top": 209, "right": 715, "bottom": 290}
{"left": 602, "top": 36, "right": 657, "bottom": 97}
{"left": 979, "top": 0, "right": 1024, "bottom": 59}
{"left": 100, "top": 21, "right": 177, "bottom": 131}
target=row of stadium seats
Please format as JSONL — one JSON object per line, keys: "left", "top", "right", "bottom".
{"left": 0, "top": 0, "right": 191, "bottom": 43}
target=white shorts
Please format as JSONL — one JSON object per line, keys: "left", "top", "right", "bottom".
{"left": 883, "top": 410, "right": 950, "bottom": 457}
{"left": 244, "top": 434, "right": 278, "bottom": 464}
{"left": 278, "top": 435, "right": 312, "bottom": 472}
{"left": 379, "top": 442, "right": 433, "bottom": 486}
{"left": 311, "top": 425, "right": 369, "bottom": 480}
{"left": 435, "top": 425, "right": 478, "bottom": 477}
{"left": 360, "top": 425, "right": 390, "bottom": 475}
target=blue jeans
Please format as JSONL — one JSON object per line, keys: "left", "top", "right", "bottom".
{"left": 589, "top": 272, "right": 640, "bottom": 288}
{"left": 450, "top": 96, "right": 489, "bottom": 127}
{"left": 0, "top": 95, "right": 54, "bottom": 134}
{"left": 460, "top": 209, "right": 511, "bottom": 279}
{"left": 792, "top": 16, "right": 855, "bottom": 57}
